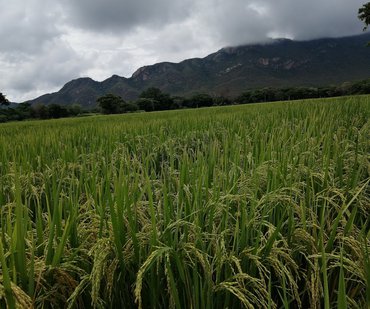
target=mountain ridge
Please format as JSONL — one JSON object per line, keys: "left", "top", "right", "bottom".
{"left": 25, "top": 33, "right": 370, "bottom": 107}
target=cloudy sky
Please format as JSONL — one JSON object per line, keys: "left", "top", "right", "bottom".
{"left": 0, "top": 0, "right": 366, "bottom": 102}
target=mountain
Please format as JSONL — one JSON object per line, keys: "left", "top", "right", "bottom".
{"left": 25, "top": 33, "right": 370, "bottom": 107}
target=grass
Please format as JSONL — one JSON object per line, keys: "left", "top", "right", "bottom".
{"left": 0, "top": 96, "right": 369, "bottom": 308}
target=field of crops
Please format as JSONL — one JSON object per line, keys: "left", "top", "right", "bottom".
{"left": 0, "top": 96, "right": 369, "bottom": 308}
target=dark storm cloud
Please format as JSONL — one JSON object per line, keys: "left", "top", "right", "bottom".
{"left": 266, "top": 0, "right": 364, "bottom": 40}
{"left": 62, "top": 0, "right": 194, "bottom": 32}
{"left": 194, "top": 0, "right": 365, "bottom": 46}
{"left": 61, "top": 0, "right": 365, "bottom": 45}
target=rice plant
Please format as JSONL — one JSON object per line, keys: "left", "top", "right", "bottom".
{"left": 0, "top": 95, "right": 369, "bottom": 308}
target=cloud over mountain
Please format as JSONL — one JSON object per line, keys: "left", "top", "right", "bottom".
{"left": 0, "top": 0, "right": 366, "bottom": 101}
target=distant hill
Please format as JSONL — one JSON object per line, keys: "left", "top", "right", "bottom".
{"left": 25, "top": 33, "right": 370, "bottom": 107}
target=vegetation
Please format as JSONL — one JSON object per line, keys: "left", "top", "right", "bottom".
{"left": 139, "top": 87, "right": 173, "bottom": 110}
{"left": 359, "top": 2, "right": 370, "bottom": 31}
{"left": 0, "top": 96, "right": 369, "bottom": 308}
{"left": 142, "top": 80, "right": 370, "bottom": 112}
{"left": 183, "top": 93, "right": 215, "bottom": 108}
{"left": 1, "top": 79, "right": 370, "bottom": 123}
{"left": 97, "top": 93, "right": 138, "bottom": 114}
{"left": 0, "top": 92, "right": 9, "bottom": 106}
{"left": 0, "top": 102, "right": 85, "bottom": 123}
{"left": 235, "top": 80, "right": 370, "bottom": 104}
{"left": 95, "top": 80, "right": 370, "bottom": 115}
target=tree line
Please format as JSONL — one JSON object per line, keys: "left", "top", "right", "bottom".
{"left": 97, "top": 88, "right": 228, "bottom": 114}
{"left": 97, "top": 78, "right": 370, "bottom": 115}
{"left": 1, "top": 78, "right": 370, "bottom": 122}
{"left": 0, "top": 101, "right": 84, "bottom": 123}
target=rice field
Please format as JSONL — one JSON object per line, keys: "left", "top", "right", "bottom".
{"left": 0, "top": 96, "right": 369, "bottom": 308}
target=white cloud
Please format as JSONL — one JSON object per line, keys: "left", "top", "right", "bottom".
{"left": 0, "top": 39, "right": 90, "bottom": 102}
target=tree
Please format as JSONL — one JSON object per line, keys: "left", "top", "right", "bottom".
{"left": 0, "top": 92, "right": 9, "bottom": 106}
{"left": 97, "top": 94, "right": 125, "bottom": 114}
{"left": 139, "top": 87, "right": 173, "bottom": 110}
{"left": 171, "top": 96, "right": 186, "bottom": 109}
{"left": 121, "top": 101, "right": 138, "bottom": 113}
{"left": 67, "top": 104, "right": 82, "bottom": 116}
{"left": 191, "top": 94, "right": 214, "bottom": 108}
{"left": 359, "top": 2, "right": 370, "bottom": 31}
{"left": 16, "top": 103, "right": 32, "bottom": 120}
{"left": 213, "top": 96, "right": 231, "bottom": 106}
{"left": 183, "top": 93, "right": 214, "bottom": 108}
{"left": 136, "top": 98, "right": 156, "bottom": 112}
{"left": 31, "top": 104, "right": 49, "bottom": 119}
{"left": 47, "top": 104, "right": 68, "bottom": 119}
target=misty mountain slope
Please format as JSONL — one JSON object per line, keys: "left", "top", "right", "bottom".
{"left": 25, "top": 33, "right": 370, "bottom": 107}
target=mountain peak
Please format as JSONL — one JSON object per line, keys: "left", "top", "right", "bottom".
{"left": 132, "top": 66, "right": 150, "bottom": 80}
